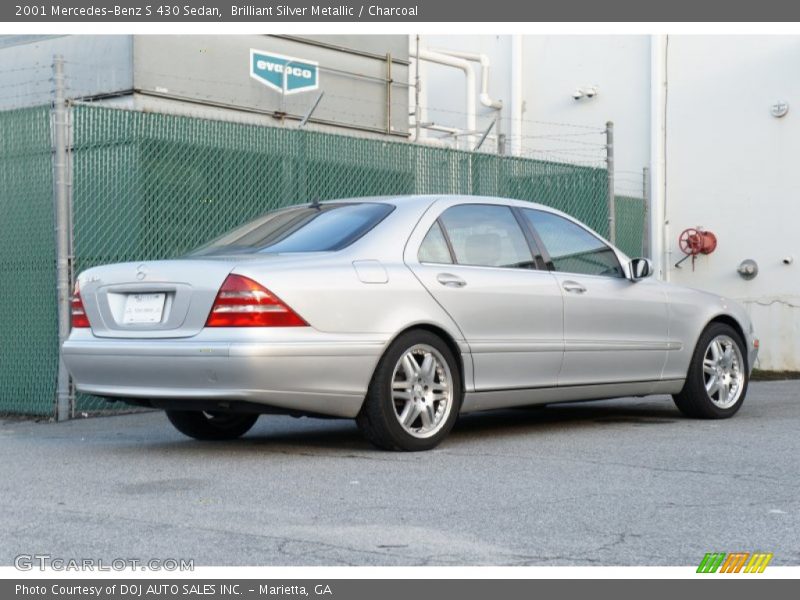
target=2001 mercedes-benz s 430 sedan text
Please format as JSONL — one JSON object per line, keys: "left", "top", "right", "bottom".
{"left": 63, "top": 196, "right": 759, "bottom": 451}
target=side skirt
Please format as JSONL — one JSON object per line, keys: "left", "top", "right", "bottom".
{"left": 460, "top": 379, "right": 685, "bottom": 413}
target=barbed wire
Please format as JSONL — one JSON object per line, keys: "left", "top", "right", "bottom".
{"left": 0, "top": 65, "right": 51, "bottom": 76}
{"left": 3, "top": 62, "right": 612, "bottom": 168}
{"left": 62, "top": 60, "right": 608, "bottom": 133}
{"left": 10, "top": 60, "right": 610, "bottom": 138}
{"left": 0, "top": 90, "right": 53, "bottom": 106}
{"left": 0, "top": 77, "right": 52, "bottom": 90}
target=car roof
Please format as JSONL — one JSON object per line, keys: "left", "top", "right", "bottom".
{"left": 320, "top": 194, "right": 553, "bottom": 212}
{"left": 329, "top": 195, "right": 618, "bottom": 252}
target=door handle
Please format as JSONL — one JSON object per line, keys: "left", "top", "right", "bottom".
{"left": 437, "top": 273, "right": 467, "bottom": 288}
{"left": 562, "top": 280, "right": 587, "bottom": 294}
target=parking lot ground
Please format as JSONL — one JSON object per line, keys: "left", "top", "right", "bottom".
{"left": 1, "top": 381, "right": 798, "bottom": 566}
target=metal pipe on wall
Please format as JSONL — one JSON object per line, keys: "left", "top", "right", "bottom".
{"left": 431, "top": 48, "right": 504, "bottom": 153}
{"left": 410, "top": 47, "right": 477, "bottom": 149}
{"left": 431, "top": 49, "right": 503, "bottom": 109}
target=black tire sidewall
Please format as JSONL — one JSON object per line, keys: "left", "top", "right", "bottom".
{"left": 364, "top": 330, "right": 462, "bottom": 451}
{"left": 680, "top": 323, "right": 749, "bottom": 418}
{"left": 166, "top": 410, "right": 259, "bottom": 440}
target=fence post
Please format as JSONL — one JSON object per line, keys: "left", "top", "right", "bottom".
{"left": 605, "top": 120, "right": 616, "bottom": 244}
{"left": 53, "top": 55, "right": 73, "bottom": 422}
{"left": 385, "top": 51, "right": 392, "bottom": 135}
{"left": 642, "top": 166, "right": 651, "bottom": 258}
{"left": 496, "top": 107, "right": 506, "bottom": 156}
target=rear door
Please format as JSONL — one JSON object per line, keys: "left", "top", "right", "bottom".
{"left": 406, "top": 202, "right": 564, "bottom": 391}
{"left": 520, "top": 208, "right": 670, "bottom": 387}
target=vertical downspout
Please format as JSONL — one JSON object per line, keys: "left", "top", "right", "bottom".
{"left": 510, "top": 35, "right": 523, "bottom": 157}
{"left": 650, "top": 35, "right": 669, "bottom": 281}
{"left": 430, "top": 49, "right": 504, "bottom": 153}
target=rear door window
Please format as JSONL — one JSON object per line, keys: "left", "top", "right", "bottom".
{"left": 438, "top": 204, "right": 536, "bottom": 269}
{"left": 418, "top": 221, "right": 454, "bottom": 264}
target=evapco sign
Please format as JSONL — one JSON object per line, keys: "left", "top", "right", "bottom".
{"left": 250, "top": 49, "right": 319, "bottom": 94}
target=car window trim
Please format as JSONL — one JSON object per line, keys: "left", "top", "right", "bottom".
{"left": 515, "top": 207, "right": 555, "bottom": 271}
{"left": 435, "top": 217, "right": 458, "bottom": 264}
{"left": 510, "top": 207, "right": 547, "bottom": 271}
{"left": 520, "top": 207, "right": 625, "bottom": 278}
{"left": 436, "top": 203, "right": 538, "bottom": 271}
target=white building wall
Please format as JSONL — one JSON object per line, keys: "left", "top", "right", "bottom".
{"left": 664, "top": 36, "right": 800, "bottom": 371}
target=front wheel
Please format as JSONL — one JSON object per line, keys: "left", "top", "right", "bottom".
{"left": 673, "top": 323, "right": 749, "bottom": 419}
{"left": 166, "top": 410, "right": 259, "bottom": 440}
{"left": 357, "top": 330, "right": 462, "bottom": 451}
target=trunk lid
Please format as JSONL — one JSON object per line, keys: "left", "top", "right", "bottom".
{"left": 78, "top": 258, "right": 239, "bottom": 338}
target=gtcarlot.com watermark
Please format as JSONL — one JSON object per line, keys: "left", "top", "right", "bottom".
{"left": 14, "top": 554, "right": 194, "bottom": 572}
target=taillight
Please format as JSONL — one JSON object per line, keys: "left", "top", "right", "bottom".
{"left": 71, "top": 281, "right": 90, "bottom": 328}
{"left": 206, "top": 274, "right": 308, "bottom": 327}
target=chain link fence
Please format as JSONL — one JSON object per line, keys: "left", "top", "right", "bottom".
{"left": 0, "top": 106, "right": 59, "bottom": 415}
{"left": 1, "top": 102, "right": 646, "bottom": 417}
{"left": 615, "top": 195, "right": 648, "bottom": 258}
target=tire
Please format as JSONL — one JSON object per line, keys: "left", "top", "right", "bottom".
{"left": 673, "top": 322, "right": 749, "bottom": 419}
{"left": 357, "top": 330, "right": 462, "bottom": 451}
{"left": 166, "top": 410, "right": 259, "bottom": 440}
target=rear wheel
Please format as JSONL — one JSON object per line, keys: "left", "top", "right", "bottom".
{"left": 357, "top": 330, "right": 461, "bottom": 451}
{"left": 166, "top": 410, "right": 259, "bottom": 440}
{"left": 673, "top": 323, "right": 748, "bottom": 419}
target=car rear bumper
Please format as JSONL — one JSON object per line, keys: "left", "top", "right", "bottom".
{"left": 62, "top": 329, "right": 386, "bottom": 418}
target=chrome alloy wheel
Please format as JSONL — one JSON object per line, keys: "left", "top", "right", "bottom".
{"left": 390, "top": 344, "right": 454, "bottom": 439}
{"left": 702, "top": 334, "right": 745, "bottom": 409}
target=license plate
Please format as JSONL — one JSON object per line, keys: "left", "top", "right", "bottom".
{"left": 122, "top": 293, "right": 166, "bottom": 324}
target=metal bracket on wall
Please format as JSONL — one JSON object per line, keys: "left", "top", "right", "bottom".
{"left": 299, "top": 91, "right": 325, "bottom": 128}
{"left": 474, "top": 119, "right": 496, "bottom": 152}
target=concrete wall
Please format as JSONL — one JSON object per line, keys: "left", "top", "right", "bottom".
{"left": 0, "top": 35, "right": 133, "bottom": 109}
{"left": 663, "top": 36, "right": 800, "bottom": 371}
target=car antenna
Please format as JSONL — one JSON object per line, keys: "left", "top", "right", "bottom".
{"left": 311, "top": 197, "right": 322, "bottom": 210}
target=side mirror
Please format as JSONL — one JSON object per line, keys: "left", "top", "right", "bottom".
{"left": 629, "top": 258, "right": 653, "bottom": 281}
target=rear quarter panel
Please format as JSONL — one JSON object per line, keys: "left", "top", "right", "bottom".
{"left": 230, "top": 197, "right": 467, "bottom": 354}
{"left": 235, "top": 258, "right": 465, "bottom": 341}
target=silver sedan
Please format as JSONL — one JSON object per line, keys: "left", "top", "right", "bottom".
{"left": 63, "top": 195, "right": 759, "bottom": 450}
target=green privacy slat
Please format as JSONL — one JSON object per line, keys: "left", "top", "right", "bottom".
{"left": 0, "top": 106, "right": 58, "bottom": 416}
{"left": 615, "top": 195, "right": 648, "bottom": 258}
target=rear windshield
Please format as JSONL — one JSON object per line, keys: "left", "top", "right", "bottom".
{"left": 190, "top": 203, "right": 394, "bottom": 256}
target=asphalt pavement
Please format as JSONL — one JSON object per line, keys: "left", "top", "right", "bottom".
{"left": 1, "top": 381, "right": 798, "bottom": 566}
